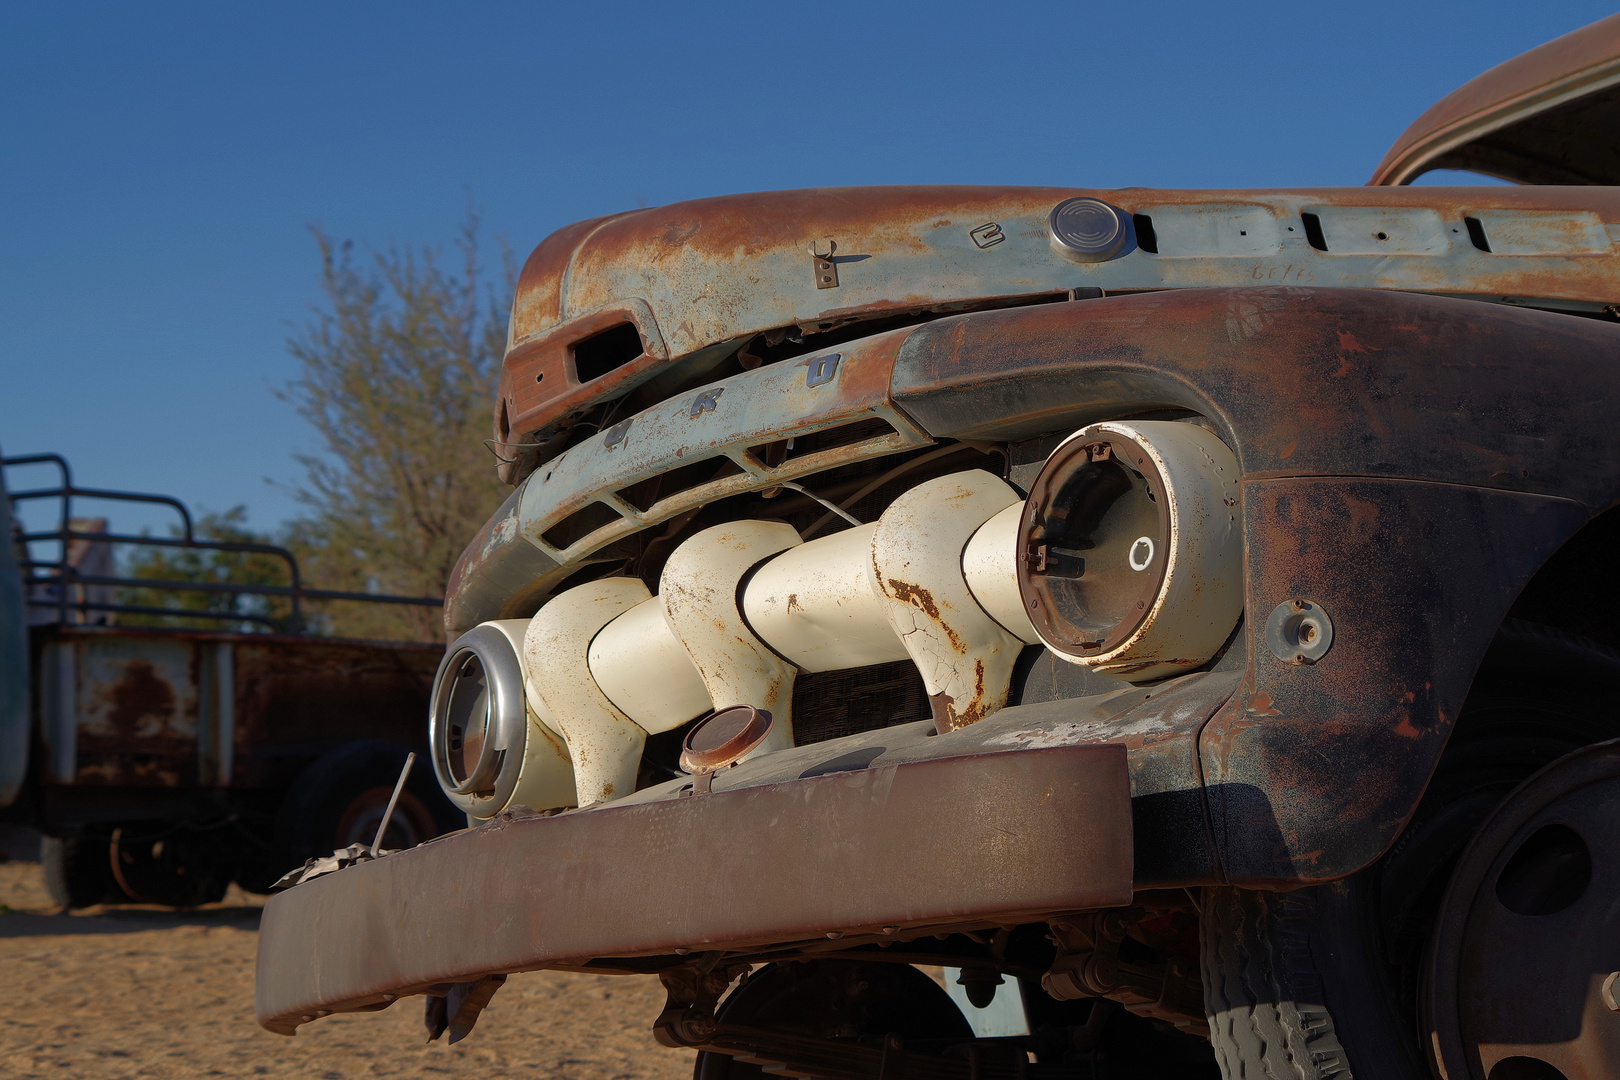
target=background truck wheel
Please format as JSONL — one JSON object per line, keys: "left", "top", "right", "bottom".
{"left": 1200, "top": 620, "right": 1620, "bottom": 1080}
{"left": 270, "top": 739, "right": 460, "bottom": 881}
{"left": 39, "top": 831, "right": 117, "bottom": 909}
{"left": 106, "top": 823, "right": 233, "bottom": 907}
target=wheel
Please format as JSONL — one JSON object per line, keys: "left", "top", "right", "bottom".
{"left": 271, "top": 739, "right": 460, "bottom": 878}
{"left": 1424, "top": 739, "right": 1620, "bottom": 1080}
{"left": 39, "top": 831, "right": 117, "bottom": 909}
{"left": 693, "top": 961, "right": 972, "bottom": 1080}
{"left": 108, "top": 823, "right": 232, "bottom": 907}
{"left": 1200, "top": 621, "right": 1620, "bottom": 1080}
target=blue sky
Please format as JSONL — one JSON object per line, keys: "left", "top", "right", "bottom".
{"left": 1, "top": 1, "right": 1612, "bottom": 536}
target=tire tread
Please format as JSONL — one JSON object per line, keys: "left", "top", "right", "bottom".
{"left": 1203, "top": 887, "right": 1354, "bottom": 1080}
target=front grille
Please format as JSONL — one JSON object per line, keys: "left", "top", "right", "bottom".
{"left": 791, "top": 660, "right": 931, "bottom": 746}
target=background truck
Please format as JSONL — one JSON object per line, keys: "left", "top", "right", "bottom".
{"left": 0, "top": 451, "right": 460, "bottom": 907}
{"left": 257, "top": 16, "right": 1620, "bottom": 1080}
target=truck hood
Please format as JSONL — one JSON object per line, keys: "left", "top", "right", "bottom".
{"left": 1370, "top": 15, "right": 1620, "bottom": 185}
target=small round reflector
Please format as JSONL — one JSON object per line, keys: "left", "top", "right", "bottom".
{"left": 680, "top": 705, "right": 774, "bottom": 774}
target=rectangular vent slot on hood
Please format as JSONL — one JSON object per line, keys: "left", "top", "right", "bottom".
{"left": 749, "top": 417, "right": 898, "bottom": 468}
{"left": 572, "top": 322, "right": 646, "bottom": 383}
{"left": 616, "top": 456, "right": 745, "bottom": 513}
{"left": 542, "top": 500, "right": 624, "bottom": 550}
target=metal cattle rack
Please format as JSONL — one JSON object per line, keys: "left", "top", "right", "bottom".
{"left": 4, "top": 453, "right": 442, "bottom": 634}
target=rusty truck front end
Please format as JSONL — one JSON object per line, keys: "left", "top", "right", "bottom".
{"left": 259, "top": 19, "right": 1620, "bottom": 1080}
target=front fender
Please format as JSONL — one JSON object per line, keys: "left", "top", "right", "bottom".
{"left": 892, "top": 287, "right": 1619, "bottom": 884}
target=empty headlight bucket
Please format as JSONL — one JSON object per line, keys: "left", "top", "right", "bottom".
{"left": 1018, "top": 420, "right": 1242, "bottom": 682}
{"left": 429, "top": 619, "right": 574, "bottom": 819}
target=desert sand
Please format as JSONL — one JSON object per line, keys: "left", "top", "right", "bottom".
{"left": 0, "top": 828, "right": 695, "bottom": 1080}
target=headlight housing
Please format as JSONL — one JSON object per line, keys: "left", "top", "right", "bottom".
{"left": 428, "top": 620, "right": 535, "bottom": 818}
{"left": 1018, "top": 420, "right": 1242, "bottom": 682}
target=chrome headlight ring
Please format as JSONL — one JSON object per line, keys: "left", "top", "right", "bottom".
{"left": 428, "top": 622, "right": 531, "bottom": 817}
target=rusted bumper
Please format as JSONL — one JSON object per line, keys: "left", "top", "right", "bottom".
{"left": 255, "top": 743, "right": 1131, "bottom": 1034}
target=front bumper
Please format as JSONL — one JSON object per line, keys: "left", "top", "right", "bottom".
{"left": 255, "top": 738, "right": 1133, "bottom": 1034}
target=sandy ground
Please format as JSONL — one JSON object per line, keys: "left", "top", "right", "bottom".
{"left": 0, "top": 827, "right": 695, "bottom": 1080}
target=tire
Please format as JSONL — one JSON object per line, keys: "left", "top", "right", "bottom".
{"left": 1202, "top": 881, "right": 1426, "bottom": 1080}
{"left": 108, "top": 823, "right": 233, "bottom": 907}
{"left": 40, "top": 832, "right": 117, "bottom": 909}
{"left": 271, "top": 739, "right": 460, "bottom": 879}
{"left": 1200, "top": 620, "right": 1620, "bottom": 1080}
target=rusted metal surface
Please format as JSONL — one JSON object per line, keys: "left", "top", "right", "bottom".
{"left": 892, "top": 286, "right": 1620, "bottom": 882}
{"left": 1204, "top": 477, "right": 1582, "bottom": 884}
{"left": 454, "top": 284, "right": 1620, "bottom": 883}
{"left": 254, "top": 742, "right": 1134, "bottom": 1035}
{"left": 868, "top": 471, "right": 1025, "bottom": 732}
{"left": 1427, "top": 739, "right": 1620, "bottom": 1080}
{"left": 1370, "top": 14, "right": 1620, "bottom": 185}
{"left": 230, "top": 636, "right": 440, "bottom": 789}
{"left": 446, "top": 329, "right": 928, "bottom": 633}
{"left": 34, "top": 625, "right": 440, "bottom": 795}
{"left": 72, "top": 634, "right": 199, "bottom": 786}
{"left": 495, "top": 183, "right": 1620, "bottom": 479}
{"left": 890, "top": 286, "right": 1620, "bottom": 503}
{"left": 459, "top": 184, "right": 1620, "bottom": 635}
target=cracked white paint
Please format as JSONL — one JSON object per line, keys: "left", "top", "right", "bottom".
{"left": 869, "top": 471, "right": 1025, "bottom": 731}
{"left": 523, "top": 577, "right": 651, "bottom": 806}
{"left": 660, "top": 520, "right": 802, "bottom": 755}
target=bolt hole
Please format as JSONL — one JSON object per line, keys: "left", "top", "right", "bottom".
{"left": 535, "top": 372, "right": 544, "bottom": 383}
{"left": 1376, "top": 231, "right": 1388, "bottom": 240}
{"left": 1496, "top": 823, "right": 1591, "bottom": 916}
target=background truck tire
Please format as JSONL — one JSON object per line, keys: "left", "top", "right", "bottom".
{"left": 1200, "top": 620, "right": 1620, "bottom": 1080}
{"left": 269, "top": 739, "right": 460, "bottom": 883}
{"left": 107, "top": 823, "right": 234, "bottom": 907}
{"left": 40, "top": 832, "right": 117, "bottom": 909}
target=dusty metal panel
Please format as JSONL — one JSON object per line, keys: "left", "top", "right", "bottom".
{"left": 230, "top": 638, "right": 439, "bottom": 788}
{"left": 890, "top": 286, "right": 1620, "bottom": 507}
{"left": 446, "top": 331, "right": 928, "bottom": 633}
{"left": 889, "top": 286, "right": 1620, "bottom": 882}
{"left": 1370, "top": 14, "right": 1620, "bottom": 185}
{"left": 255, "top": 742, "right": 1133, "bottom": 1035}
{"left": 515, "top": 329, "right": 927, "bottom": 561}
{"left": 442, "top": 484, "right": 556, "bottom": 637}
{"left": 498, "top": 184, "right": 1620, "bottom": 456}
{"left": 625, "top": 667, "right": 1241, "bottom": 886}
{"left": 72, "top": 634, "right": 199, "bottom": 787}
{"left": 1201, "top": 477, "right": 1585, "bottom": 885}
{"left": 41, "top": 638, "right": 77, "bottom": 784}
{"left": 196, "top": 640, "right": 234, "bottom": 787}
{"left": 31, "top": 627, "right": 438, "bottom": 797}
